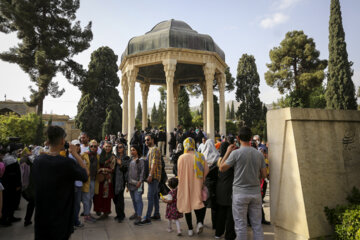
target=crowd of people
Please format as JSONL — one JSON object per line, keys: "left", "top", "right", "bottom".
{"left": 0, "top": 124, "right": 270, "bottom": 240}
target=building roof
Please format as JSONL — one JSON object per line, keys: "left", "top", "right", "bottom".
{"left": 121, "top": 19, "right": 225, "bottom": 61}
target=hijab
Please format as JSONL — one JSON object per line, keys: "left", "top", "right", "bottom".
{"left": 183, "top": 137, "right": 205, "bottom": 179}
{"left": 202, "top": 139, "right": 220, "bottom": 166}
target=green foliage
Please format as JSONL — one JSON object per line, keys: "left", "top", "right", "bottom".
{"left": 226, "top": 104, "right": 231, "bottom": 120}
{"left": 75, "top": 47, "right": 122, "bottom": 140}
{"left": 178, "top": 86, "right": 192, "bottom": 129}
{"left": 236, "top": 54, "right": 265, "bottom": 128}
{"left": 230, "top": 101, "right": 235, "bottom": 120}
{"left": 226, "top": 120, "right": 239, "bottom": 135}
{"left": 265, "top": 30, "right": 327, "bottom": 107}
{"left": 191, "top": 111, "right": 203, "bottom": 128}
{"left": 0, "top": 113, "right": 44, "bottom": 145}
{"left": 135, "top": 118, "right": 142, "bottom": 131}
{"left": 326, "top": 0, "right": 357, "bottom": 110}
{"left": 324, "top": 187, "right": 360, "bottom": 240}
{"left": 136, "top": 102, "right": 142, "bottom": 121}
{"left": 151, "top": 103, "right": 158, "bottom": 125}
{"left": 0, "top": 0, "right": 92, "bottom": 115}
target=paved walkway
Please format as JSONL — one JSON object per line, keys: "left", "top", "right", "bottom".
{"left": 0, "top": 184, "right": 274, "bottom": 239}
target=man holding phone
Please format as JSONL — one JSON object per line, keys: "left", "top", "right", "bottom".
{"left": 33, "top": 126, "right": 89, "bottom": 240}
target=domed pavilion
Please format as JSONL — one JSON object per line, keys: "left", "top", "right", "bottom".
{"left": 120, "top": 19, "right": 227, "bottom": 156}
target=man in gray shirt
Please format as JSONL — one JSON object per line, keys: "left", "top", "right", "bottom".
{"left": 219, "top": 127, "right": 267, "bottom": 240}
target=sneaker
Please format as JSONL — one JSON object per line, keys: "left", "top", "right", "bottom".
{"left": 150, "top": 215, "right": 161, "bottom": 221}
{"left": 262, "top": 220, "right": 271, "bottom": 225}
{"left": 188, "top": 230, "right": 193, "bottom": 236}
{"left": 134, "top": 219, "right": 143, "bottom": 226}
{"left": 84, "top": 216, "right": 96, "bottom": 223}
{"left": 24, "top": 221, "right": 32, "bottom": 227}
{"left": 215, "top": 236, "right": 222, "bottom": 239}
{"left": 74, "top": 222, "right": 84, "bottom": 229}
{"left": 96, "top": 212, "right": 101, "bottom": 216}
{"left": 177, "top": 230, "right": 182, "bottom": 236}
{"left": 167, "top": 228, "right": 173, "bottom": 232}
{"left": 140, "top": 218, "right": 152, "bottom": 225}
{"left": 129, "top": 213, "right": 137, "bottom": 220}
{"left": 196, "top": 222, "right": 203, "bottom": 234}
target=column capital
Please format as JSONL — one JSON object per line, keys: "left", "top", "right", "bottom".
{"left": 163, "top": 59, "right": 177, "bottom": 84}
{"left": 125, "top": 65, "right": 139, "bottom": 88}
{"left": 140, "top": 82, "right": 150, "bottom": 99}
{"left": 203, "top": 63, "right": 216, "bottom": 79}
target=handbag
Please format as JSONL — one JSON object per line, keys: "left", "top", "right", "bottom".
{"left": 202, "top": 185, "right": 209, "bottom": 201}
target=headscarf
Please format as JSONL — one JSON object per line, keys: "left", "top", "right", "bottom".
{"left": 202, "top": 139, "right": 220, "bottom": 166}
{"left": 3, "top": 153, "right": 17, "bottom": 166}
{"left": 220, "top": 141, "right": 230, "bottom": 158}
{"left": 183, "top": 137, "right": 205, "bottom": 179}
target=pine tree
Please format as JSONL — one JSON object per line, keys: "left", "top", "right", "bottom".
{"left": 75, "top": 47, "right": 122, "bottom": 140}
{"left": 0, "top": 0, "right": 92, "bottom": 115}
{"left": 325, "top": 0, "right": 357, "bottom": 110}
{"left": 236, "top": 54, "right": 263, "bottom": 128}
{"left": 230, "top": 101, "right": 235, "bottom": 120}
{"left": 178, "top": 86, "right": 192, "bottom": 129}
{"left": 265, "top": 31, "right": 327, "bottom": 107}
{"left": 136, "top": 102, "right": 142, "bottom": 121}
{"left": 226, "top": 104, "right": 231, "bottom": 120}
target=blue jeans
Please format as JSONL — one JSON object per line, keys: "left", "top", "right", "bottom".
{"left": 146, "top": 180, "right": 159, "bottom": 219}
{"left": 232, "top": 193, "right": 264, "bottom": 240}
{"left": 82, "top": 180, "right": 95, "bottom": 216}
{"left": 130, "top": 190, "right": 143, "bottom": 217}
{"left": 74, "top": 186, "right": 82, "bottom": 225}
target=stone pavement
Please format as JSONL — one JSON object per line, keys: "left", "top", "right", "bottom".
{"left": 0, "top": 183, "right": 274, "bottom": 240}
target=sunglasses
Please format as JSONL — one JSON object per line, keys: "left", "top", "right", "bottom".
{"left": 118, "top": 145, "right": 124, "bottom": 149}
{"left": 90, "top": 145, "right": 97, "bottom": 148}
{"left": 145, "top": 139, "right": 151, "bottom": 142}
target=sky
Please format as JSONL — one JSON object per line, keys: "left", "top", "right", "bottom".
{"left": 1, "top": 0, "right": 359, "bottom": 118}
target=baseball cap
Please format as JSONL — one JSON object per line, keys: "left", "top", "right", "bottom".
{"left": 71, "top": 139, "right": 81, "bottom": 145}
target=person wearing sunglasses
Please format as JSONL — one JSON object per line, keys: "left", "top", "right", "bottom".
{"left": 112, "top": 143, "right": 130, "bottom": 223}
{"left": 80, "top": 140, "right": 99, "bottom": 223}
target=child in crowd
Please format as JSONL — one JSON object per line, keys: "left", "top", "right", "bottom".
{"left": 162, "top": 177, "right": 183, "bottom": 236}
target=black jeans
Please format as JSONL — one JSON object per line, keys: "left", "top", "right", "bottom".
{"left": 184, "top": 207, "right": 206, "bottom": 230}
{"left": 215, "top": 205, "right": 236, "bottom": 240}
{"left": 25, "top": 200, "right": 35, "bottom": 223}
{"left": 113, "top": 190, "right": 125, "bottom": 220}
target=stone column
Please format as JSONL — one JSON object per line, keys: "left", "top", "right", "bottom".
{"left": 140, "top": 82, "right": 150, "bottom": 130}
{"left": 173, "top": 84, "right": 180, "bottom": 128}
{"left": 163, "top": 59, "right": 177, "bottom": 158}
{"left": 126, "top": 66, "right": 139, "bottom": 155}
{"left": 203, "top": 63, "right": 215, "bottom": 140}
{"left": 200, "top": 80, "right": 207, "bottom": 133}
{"left": 121, "top": 74, "right": 128, "bottom": 135}
{"left": 218, "top": 73, "right": 226, "bottom": 136}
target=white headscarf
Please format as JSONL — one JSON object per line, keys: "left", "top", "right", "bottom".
{"left": 3, "top": 153, "right": 18, "bottom": 166}
{"left": 202, "top": 139, "right": 220, "bottom": 166}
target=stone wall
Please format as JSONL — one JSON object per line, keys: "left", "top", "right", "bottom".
{"left": 267, "top": 108, "right": 360, "bottom": 240}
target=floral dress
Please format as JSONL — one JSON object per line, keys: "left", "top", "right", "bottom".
{"left": 166, "top": 188, "right": 183, "bottom": 220}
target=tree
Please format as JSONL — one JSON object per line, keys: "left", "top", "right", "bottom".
{"left": 178, "top": 86, "right": 192, "bottom": 129}
{"left": 226, "top": 104, "right": 231, "bottom": 120}
{"left": 325, "top": 0, "right": 357, "bottom": 110}
{"left": 0, "top": 0, "right": 92, "bottom": 115}
{"left": 75, "top": 47, "right": 122, "bottom": 140}
{"left": 186, "top": 66, "right": 235, "bottom": 97}
{"left": 151, "top": 103, "right": 158, "bottom": 125}
{"left": 136, "top": 102, "right": 142, "bottom": 121}
{"left": 157, "top": 86, "right": 166, "bottom": 126}
{"left": 265, "top": 31, "right": 327, "bottom": 107}
{"left": 0, "top": 113, "right": 44, "bottom": 145}
{"left": 230, "top": 101, "right": 235, "bottom": 120}
{"left": 236, "top": 54, "right": 263, "bottom": 128}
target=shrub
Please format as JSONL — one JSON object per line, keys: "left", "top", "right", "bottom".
{"left": 324, "top": 187, "right": 360, "bottom": 240}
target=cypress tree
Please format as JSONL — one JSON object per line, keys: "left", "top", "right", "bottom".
{"left": 136, "top": 102, "right": 142, "bottom": 121}
{"left": 0, "top": 0, "right": 92, "bottom": 115}
{"left": 325, "top": 0, "right": 357, "bottom": 110}
{"left": 75, "top": 46, "right": 122, "bottom": 140}
{"left": 230, "top": 101, "right": 235, "bottom": 120}
{"left": 226, "top": 104, "right": 231, "bottom": 120}
{"left": 178, "top": 86, "right": 192, "bottom": 129}
{"left": 236, "top": 54, "right": 263, "bottom": 128}
{"left": 151, "top": 103, "right": 158, "bottom": 125}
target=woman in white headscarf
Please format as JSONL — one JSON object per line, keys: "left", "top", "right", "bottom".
{"left": 202, "top": 139, "right": 221, "bottom": 230}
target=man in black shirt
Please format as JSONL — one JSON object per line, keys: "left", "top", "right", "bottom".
{"left": 33, "top": 126, "right": 89, "bottom": 240}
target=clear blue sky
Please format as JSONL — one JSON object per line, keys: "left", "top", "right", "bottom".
{"left": 1, "top": 0, "right": 359, "bottom": 117}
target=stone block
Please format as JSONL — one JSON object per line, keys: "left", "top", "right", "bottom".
{"left": 267, "top": 108, "right": 360, "bottom": 240}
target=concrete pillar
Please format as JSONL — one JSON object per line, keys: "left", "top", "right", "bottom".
{"left": 203, "top": 63, "right": 215, "bottom": 140}
{"left": 173, "top": 84, "right": 180, "bottom": 128}
{"left": 140, "top": 82, "right": 150, "bottom": 130}
{"left": 163, "top": 59, "right": 177, "bottom": 158}
{"left": 121, "top": 74, "right": 128, "bottom": 135}
{"left": 218, "top": 73, "right": 226, "bottom": 136}
{"left": 126, "top": 66, "right": 139, "bottom": 155}
{"left": 200, "top": 80, "right": 207, "bottom": 133}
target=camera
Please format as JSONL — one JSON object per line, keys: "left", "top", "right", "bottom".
{"left": 64, "top": 141, "right": 69, "bottom": 150}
